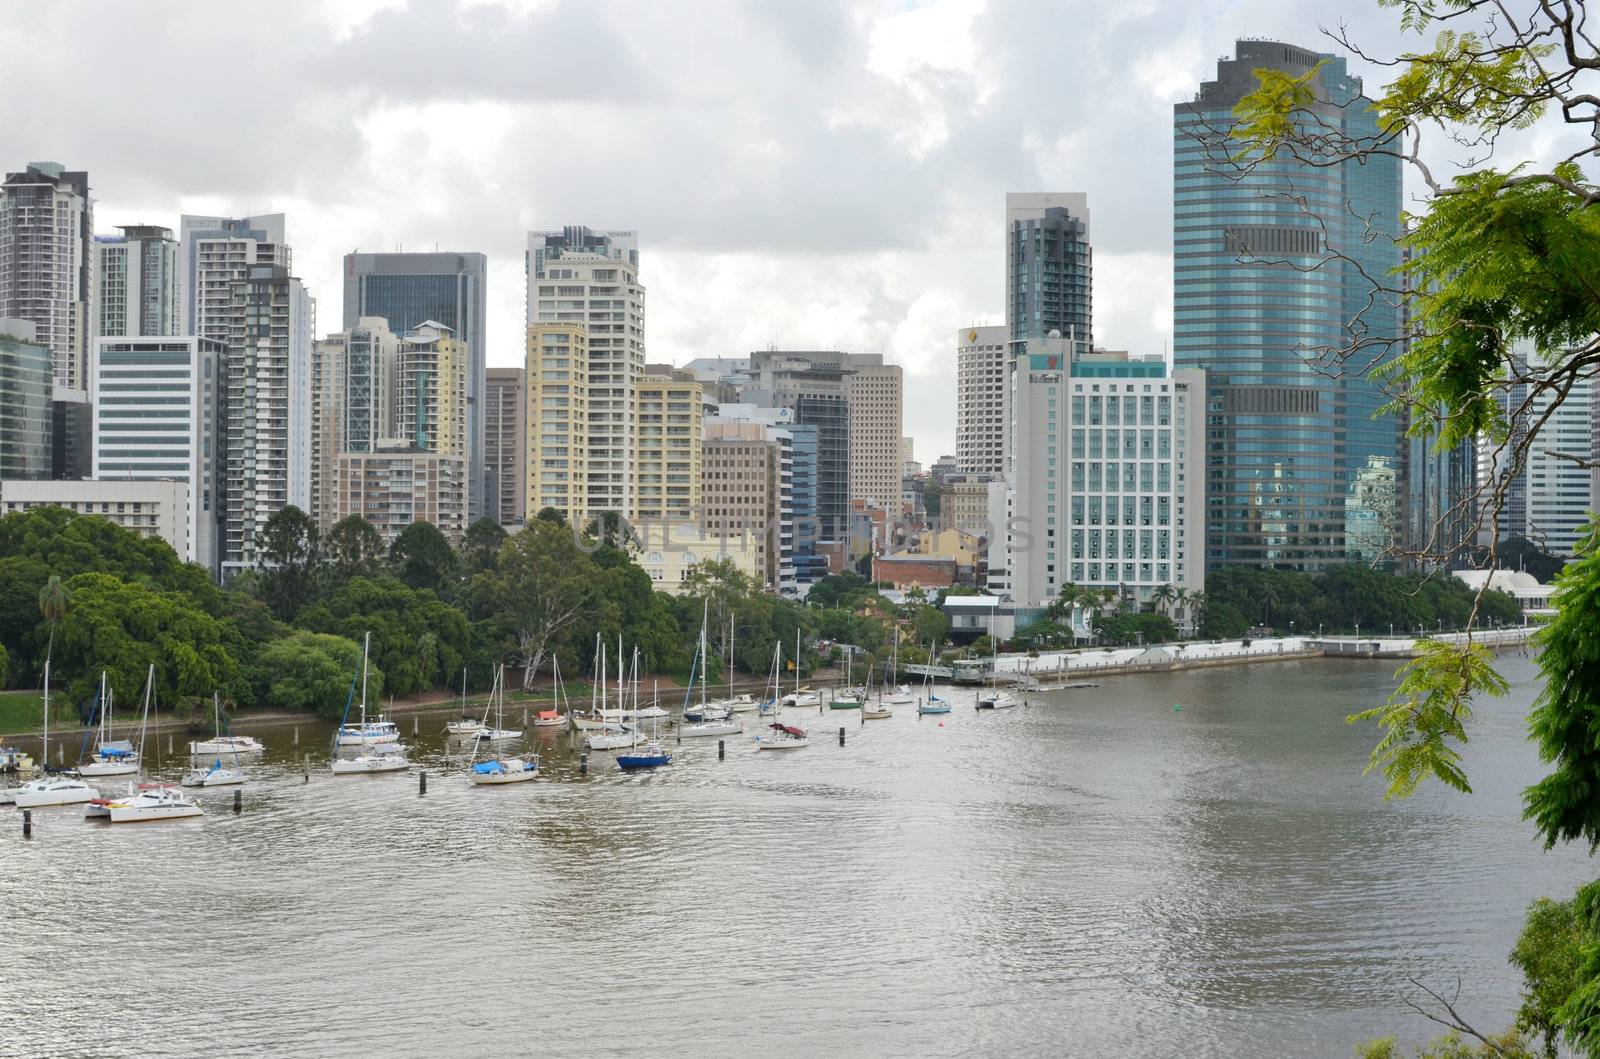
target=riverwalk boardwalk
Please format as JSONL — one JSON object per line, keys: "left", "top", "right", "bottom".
{"left": 986, "top": 627, "right": 1536, "bottom": 685}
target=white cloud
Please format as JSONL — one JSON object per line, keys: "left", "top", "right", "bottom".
{"left": 2, "top": 0, "right": 1580, "bottom": 461}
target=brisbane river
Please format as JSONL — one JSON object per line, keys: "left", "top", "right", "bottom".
{"left": 1, "top": 656, "right": 1588, "bottom": 1057}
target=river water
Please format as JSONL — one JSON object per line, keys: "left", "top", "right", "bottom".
{"left": 0, "top": 656, "right": 1588, "bottom": 1057}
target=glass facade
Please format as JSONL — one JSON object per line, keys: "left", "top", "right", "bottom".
{"left": 1174, "top": 41, "right": 1403, "bottom": 570}
{"left": 1008, "top": 195, "right": 1092, "bottom": 353}
{"left": 0, "top": 330, "right": 52, "bottom": 479}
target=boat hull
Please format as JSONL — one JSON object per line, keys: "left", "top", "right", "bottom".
{"left": 188, "top": 737, "right": 264, "bottom": 756}
{"left": 681, "top": 722, "right": 742, "bottom": 738}
{"left": 180, "top": 769, "right": 245, "bottom": 787}
{"left": 470, "top": 759, "right": 538, "bottom": 785}
{"left": 755, "top": 738, "right": 808, "bottom": 750}
{"left": 107, "top": 803, "right": 204, "bottom": 823}
{"left": 617, "top": 754, "right": 671, "bottom": 769}
{"left": 11, "top": 780, "right": 99, "bottom": 808}
{"left": 330, "top": 757, "right": 410, "bottom": 775}
{"left": 77, "top": 760, "right": 140, "bottom": 777}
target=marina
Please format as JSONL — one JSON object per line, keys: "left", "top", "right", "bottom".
{"left": 0, "top": 656, "right": 1586, "bottom": 1056}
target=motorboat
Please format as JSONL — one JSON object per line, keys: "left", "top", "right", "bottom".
{"left": 976, "top": 690, "right": 1021, "bottom": 710}
{"left": 335, "top": 719, "right": 401, "bottom": 746}
{"left": 180, "top": 759, "right": 246, "bottom": 787}
{"left": 331, "top": 743, "right": 410, "bottom": 775}
{"left": 682, "top": 718, "right": 742, "bottom": 739}
{"left": 617, "top": 740, "right": 671, "bottom": 770}
{"left": 0, "top": 742, "right": 34, "bottom": 773}
{"left": 89, "top": 783, "right": 204, "bottom": 823}
{"left": 470, "top": 756, "right": 538, "bottom": 785}
{"left": 331, "top": 634, "right": 411, "bottom": 775}
{"left": 11, "top": 774, "right": 98, "bottom": 808}
{"left": 755, "top": 722, "right": 809, "bottom": 750}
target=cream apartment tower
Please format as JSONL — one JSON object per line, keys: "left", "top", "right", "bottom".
{"left": 957, "top": 324, "right": 1007, "bottom": 475}
{"left": 526, "top": 226, "right": 644, "bottom": 520}
{"left": 523, "top": 322, "right": 590, "bottom": 522}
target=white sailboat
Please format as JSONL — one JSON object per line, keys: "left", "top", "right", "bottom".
{"left": 332, "top": 633, "right": 410, "bottom": 775}
{"left": 469, "top": 666, "right": 538, "bottom": 785}
{"left": 685, "top": 639, "right": 748, "bottom": 738}
{"left": 182, "top": 694, "right": 247, "bottom": 787}
{"left": 9, "top": 658, "right": 98, "bottom": 808}
{"left": 78, "top": 671, "right": 143, "bottom": 777}
{"left": 878, "top": 629, "right": 915, "bottom": 705}
{"left": 88, "top": 782, "right": 204, "bottom": 823}
{"left": 531, "top": 657, "right": 569, "bottom": 727}
{"left": 187, "top": 690, "right": 263, "bottom": 758}
{"left": 779, "top": 628, "right": 820, "bottom": 707}
{"left": 918, "top": 641, "right": 952, "bottom": 715}
{"left": 445, "top": 668, "right": 482, "bottom": 737}
{"left": 755, "top": 721, "right": 809, "bottom": 750}
{"left": 829, "top": 652, "right": 864, "bottom": 711}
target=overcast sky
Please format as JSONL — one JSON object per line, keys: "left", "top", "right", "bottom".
{"left": 0, "top": 0, "right": 1552, "bottom": 460}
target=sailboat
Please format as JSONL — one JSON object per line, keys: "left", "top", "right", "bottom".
{"left": 182, "top": 693, "right": 248, "bottom": 787}
{"left": 469, "top": 665, "right": 538, "bottom": 785}
{"left": 331, "top": 633, "right": 411, "bottom": 775}
{"left": 616, "top": 707, "right": 671, "bottom": 770}
{"left": 78, "top": 672, "right": 142, "bottom": 777}
{"left": 683, "top": 613, "right": 733, "bottom": 722}
{"left": 9, "top": 658, "right": 98, "bottom": 808}
{"left": 880, "top": 628, "right": 915, "bottom": 705}
{"left": 585, "top": 644, "right": 639, "bottom": 751}
{"left": 683, "top": 634, "right": 745, "bottom": 738}
{"left": 755, "top": 721, "right": 808, "bottom": 750}
{"left": 828, "top": 652, "right": 864, "bottom": 710}
{"left": 975, "top": 634, "right": 1020, "bottom": 709}
{"left": 188, "top": 691, "right": 263, "bottom": 757}
{"left": 88, "top": 781, "right": 204, "bottom": 823}
{"left": 918, "top": 641, "right": 951, "bottom": 715}
{"left": 757, "top": 642, "right": 783, "bottom": 717}
{"left": 445, "top": 668, "right": 482, "bottom": 737}
{"left": 531, "top": 657, "right": 569, "bottom": 727}
{"left": 780, "top": 628, "right": 820, "bottom": 708}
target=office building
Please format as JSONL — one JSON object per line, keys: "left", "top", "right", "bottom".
{"left": 483, "top": 367, "right": 526, "bottom": 526}
{"left": 525, "top": 226, "right": 644, "bottom": 518}
{"left": 0, "top": 478, "right": 188, "bottom": 556}
{"left": 95, "top": 225, "right": 179, "bottom": 338}
{"left": 636, "top": 368, "right": 702, "bottom": 525}
{"left": 1175, "top": 41, "right": 1404, "bottom": 570}
{"left": 220, "top": 264, "right": 314, "bottom": 578}
{"left": 523, "top": 322, "right": 589, "bottom": 523}
{"left": 52, "top": 387, "right": 91, "bottom": 480}
{"left": 310, "top": 317, "right": 401, "bottom": 527}
{"left": 0, "top": 319, "right": 53, "bottom": 480}
{"left": 734, "top": 351, "right": 852, "bottom": 539}
{"left": 1479, "top": 356, "right": 1595, "bottom": 556}
{"left": 92, "top": 336, "right": 225, "bottom": 570}
{"left": 957, "top": 325, "right": 1008, "bottom": 475}
{"left": 179, "top": 214, "right": 290, "bottom": 339}
{"left": 1001, "top": 337, "right": 1205, "bottom": 624}
{"left": 702, "top": 427, "right": 786, "bottom": 589}
{"left": 846, "top": 357, "right": 903, "bottom": 508}
{"left": 332, "top": 446, "right": 468, "bottom": 547}
{"left": 0, "top": 163, "right": 93, "bottom": 389}
{"left": 704, "top": 404, "right": 799, "bottom": 591}
{"left": 1006, "top": 193, "right": 1092, "bottom": 355}
{"left": 343, "top": 252, "right": 487, "bottom": 516}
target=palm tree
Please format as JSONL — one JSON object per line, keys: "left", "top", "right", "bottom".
{"left": 38, "top": 574, "right": 67, "bottom": 662}
{"left": 1152, "top": 583, "right": 1177, "bottom": 617}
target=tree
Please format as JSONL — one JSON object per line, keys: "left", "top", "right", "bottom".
{"left": 52, "top": 572, "right": 238, "bottom": 709}
{"left": 256, "top": 505, "right": 321, "bottom": 621}
{"left": 390, "top": 520, "right": 457, "bottom": 595}
{"left": 807, "top": 571, "right": 869, "bottom": 610}
{"left": 923, "top": 479, "right": 941, "bottom": 519}
{"left": 485, "top": 521, "right": 598, "bottom": 688}
{"left": 37, "top": 573, "right": 67, "bottom": 671}
{"left": 247, "top": 630, "right": 374, "bottom": 719}
{"left": 681, "top": 558, "right": 754, "bottom": 659}
{"left": 1510, "top": 893, "right": 1591, "bottom": 1057}
{"left": 295, "top": 576, "right": 469, "bottom": 697}
{"left": 911, "top": 604, "right": 950, "bottom": 649}
{"left": 325, "top": 515, "right": 385, "bottom": 579}
{"left": 1198, "top": 601, "right": 1248, "bottom": 640}
{"left": 461, "top": 517, "right": 508, "bottom": 575}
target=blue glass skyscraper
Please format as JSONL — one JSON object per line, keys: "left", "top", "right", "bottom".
{"left": 1174, "top": 41, "right": 1403, "bottom": 569}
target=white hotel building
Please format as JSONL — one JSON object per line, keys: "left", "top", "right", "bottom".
{"left": 91, "top": 335, "right": 225, "bottom": 572}
{"left": 994, "top": 335, "right": 1205, "bottom": 626}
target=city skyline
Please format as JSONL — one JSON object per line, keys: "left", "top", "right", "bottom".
{"left": 0, "top": 0, "right": 1521, "bottom": 462}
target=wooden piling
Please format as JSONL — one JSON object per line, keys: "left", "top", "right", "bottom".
{"left": 233, "top": 789, "right": 242, "bottom": 815}
{"left": 22, "top": 809, "right": 32, "bottom": 838}
{"left": 419, "top": 771, "right": 427, "bottom": 796}
{"left": 718, "top": 739, "right": 725, "bottom": 760}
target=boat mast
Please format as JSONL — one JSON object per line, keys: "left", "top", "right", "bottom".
{"left": 41, "top": 657, "right": 49, "bottom": 769}
{"left": 359, "top": 631, "right": 371, "bottom": 729}
{"left": 699, "top": 601, "right": 709, "bottom": 707}
{"left": 794, "top": 627, "right": 801, "bottom": 699}
{"left": 137, "top": 663, "right": 154, "bottom": 768}
{"left": 728, "top": 616, "right": 735, "bottom": 701}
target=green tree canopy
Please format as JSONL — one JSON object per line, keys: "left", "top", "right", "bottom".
{"left": 390, "top": 520, "right": 458, "bottom": 595}
{"left": 325, "top": 515, "right": 385, "bottom": 580}
{"left": 247, "top": 630, "right": 375, "bottom": 719}
{"left": 483, "top": 521, "right": 598, "bottom": 688}
{"left": 295, "top": 576, "right": 469, "bottom": 698}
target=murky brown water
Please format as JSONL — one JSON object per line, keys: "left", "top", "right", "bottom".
{"left": 0, "top": 656, "right": 1585, "bottom": 1057}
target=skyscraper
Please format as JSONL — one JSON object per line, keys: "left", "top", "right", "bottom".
{"left": 526, "top": 227, "right": 644, "bottom": 519}
{"left": 1006, "top": 193, "right": 1092, "bottom": 355}
{"left": 845, "top": 356, "right": 904, "bottom": 509}
{"left": 220, "top": 263, "right": 314, "bottom": 578}
{"left": 957, "top": 324, "right": 1007, "bottom": 475}
{"left": 179, "top": 214, "right": 289, "bottom": 339}
{"left": 343, "top": 252, "right": 487, "bottom": 516}
{"left": 1174, "top": 41, "right": 1404, "bottom": 570}
{"left": 310, "top": 317, "right": 401, "bottom": 528}
{"left": 523, "top": 322, "right": 590, "bottom": 523}
{"left": 483, "top": 367, "right": 526, "bottom": 526}
{"left": 0, "top": 319, "right": 53, "bottom": 479}
{"left": 0, "top": 163, "right": 94, "bottom": 389}
{"left": 95, "top": 225, "right": 179, "bottom": 337}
